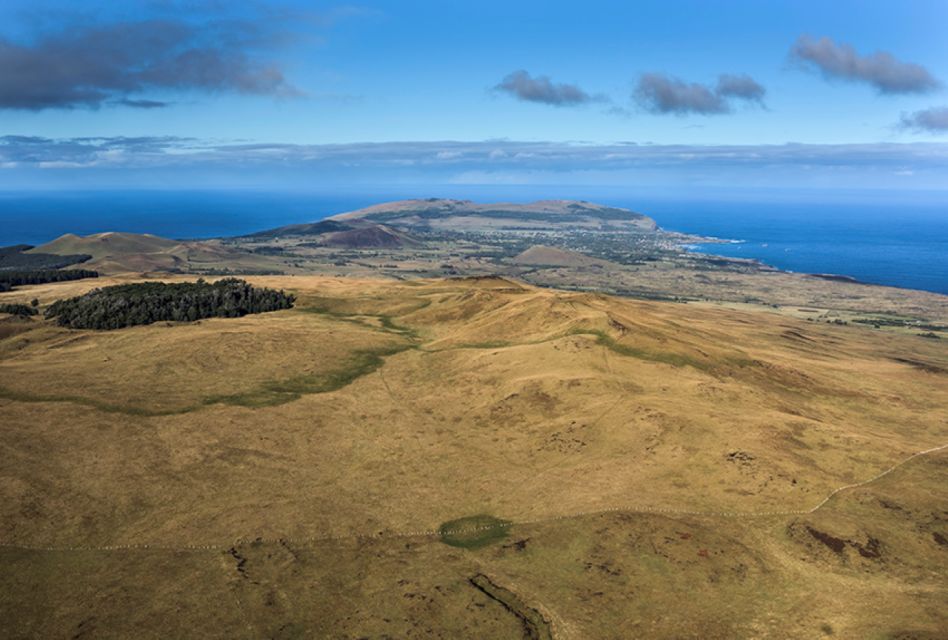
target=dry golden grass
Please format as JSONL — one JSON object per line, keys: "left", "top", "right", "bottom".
{"left": 524, "top": 259, "right": 948, "bottom": 324}
{"left": 30, "top": 232, "right": 285, "bottom": 275}
{"left": 0, "top": 311, "right": 402, "bottom": 414}
{"left": 0, "top": 274, "right": 946, "bottom": 638}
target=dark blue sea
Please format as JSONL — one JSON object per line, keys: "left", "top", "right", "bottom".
{"left": 1, "top": 189, "right": 946, "bottom": 295}
{"left": 633, "top": 198, "right": 948, "bottom": 295}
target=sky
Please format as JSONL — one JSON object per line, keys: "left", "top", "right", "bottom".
{"left": 1, "top": 0, "right": 947, "bottom": 194}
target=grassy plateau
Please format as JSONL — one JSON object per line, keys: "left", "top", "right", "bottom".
{"left": 0, "top": 274, "right": 946, "bottom": 639}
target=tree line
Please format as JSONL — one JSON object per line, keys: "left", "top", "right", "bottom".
{"left": 0, "top": 269, "right": 99, "bottom": 292}
{"left": 0, "top": 245, "right": 92, "bottom": 270}
{"left": 45, "top": 278, "right": 295, "bottom": 330}
{"left": 0, "top": 302, "right": 38, "bottom": 317}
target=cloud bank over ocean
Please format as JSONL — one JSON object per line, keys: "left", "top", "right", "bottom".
{"left": 2, "top": 136, "right": 946, "bottom": 191}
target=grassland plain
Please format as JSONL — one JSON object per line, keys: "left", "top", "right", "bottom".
{"left": 0, "top": 274, "right": 946, "bottom": 639}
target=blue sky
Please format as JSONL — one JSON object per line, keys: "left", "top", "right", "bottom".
{"left": 1, "top": 0, "right": 947, "bottom": 192}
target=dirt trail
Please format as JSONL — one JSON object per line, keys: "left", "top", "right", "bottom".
{"left": 469, "top": 573, "right": 554, "bottom": 640}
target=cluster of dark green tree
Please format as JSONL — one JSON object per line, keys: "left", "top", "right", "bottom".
{"left": 0, "top": 302, "right": 38, "bottom": 317}
{"left": 45, "top": 278, "right": 295, "bottom": 330}
{"left": 0, "top": 245, "right": 92, "bottom": 270}
{"left": 0, "top": 269, "right": 99, "bottom": 292}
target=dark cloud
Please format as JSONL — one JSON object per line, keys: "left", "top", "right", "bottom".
{"left": 900, "top": 107, "right": 948, "bottom": 133}
{"left": 790, "top": 35, "right": 939, "bottom": 94}
{"left": 715, "top": 73, "right": 766, "bottom": 103}
{"left": 0, "top": 16, "right": 299, "bottom": 110}
{"left": 633, "top": 72, "right": 766, "bottom": 115}
{"left": 634, "top": 73, "right": 727, "bottom": 114}
{"left": 495, "top": 70, "right": 592, "bottom": 106}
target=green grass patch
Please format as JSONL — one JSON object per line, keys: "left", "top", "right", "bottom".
{"left": 456, "top": 340, "right": 512, "bottom": 349}
{"left": 566, "top": 327, "right": 759, "bottom": 374}
{"left": 298, "top": 304, "right": 421, "bottom": 340}
{"left": 423, "top": 340, "right": 514, "bottom": 353}
{"left": 0, "top": 385, "right": 198, "bottom": 416}
{"left": 377, "top": 314, "right": 420, "bottom": 339}
{"left": 0, "top": 343, "right": 414, "bottom": 414}
{"left": 567, "top": 328, "right": 711, "bottom": 370}
{"left": 438, "top": 515, "right": 512, "bottom": 549}
{"left": 204, "top": 343, "right": 413, "bottom": 408}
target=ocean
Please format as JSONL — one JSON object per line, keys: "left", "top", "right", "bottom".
{"left": 1, "top": 190, "right": 946, "bottom": 295}
{"left": 629, "top": 198, "right": 948, "bottom": 295}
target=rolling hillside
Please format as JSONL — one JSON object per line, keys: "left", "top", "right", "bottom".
{"left": 31, "top": 232, "right": 282, "bottom": 275}
{"left": 327, "top": 198, "right": 659, "bottom": 231}
{"left": 31, "top": 232, "right": 179, "bottom": 259}
{"left": 246, "top": 219, "right": 422, "bottom": 248}
{"left": 1, "top": 274, "right": 945, "bottom": 638}
{"left": 512, "top": 244, "right": 616, "bottom": 268}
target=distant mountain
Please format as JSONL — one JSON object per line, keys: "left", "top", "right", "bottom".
{"left": 323, "top": 224, "right": 422, "bottom": 248}
{"left": 243, "top": 198, "right": 658, "bottom": 248}
{"left": 512, "top": 245, "right": 614, "bottom": 268}
{"left": 244, "top": 219, "right": 421, "bottom": 248}
{"left": 327, "top": 198, "right": 659, "bottom": 232}
{"left": 31, "top": 232, "right": 274, "bottom": 274}
{"left": 31, "top": 232, "right": 178, "bottom": 260}
{"left": 0, "top": 243, "right": 91, "bottom": 271}
{"left": 242, "top": 220, "right": 350, "bottom": 240}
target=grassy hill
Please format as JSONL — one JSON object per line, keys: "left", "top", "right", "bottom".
{"left": 31, "top": 232, "right": 284, "bottom": 275}
{"left": 245, "top": 218, "right": 422, "bottom": 248}
{"left": 31, "top": 232, "right": 179, "bottom": 259}
{"left": 328, "top": 198, "right": 659, "bottom": 231}
{"left": 512, "top": 244, "right": 616, "bottom": 268}
{"left": 1, "top": 274, "right": 945, "bottom": 637}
